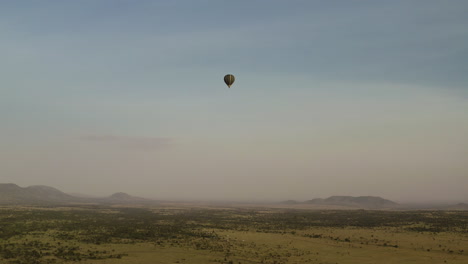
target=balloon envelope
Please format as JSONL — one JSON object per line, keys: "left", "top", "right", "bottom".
{"left": 224, "top": 74, "right": 235, "bottom": 88}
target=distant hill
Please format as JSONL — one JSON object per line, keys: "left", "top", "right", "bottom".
{"left": 279, "top": 200, "right": 299, "bottom": 205}
{"left": 0, "top": 183, "right": 153, "bottom": 205}
{"left": 0, "top": 183, "right": 77, "bottom": 205}
{"left": 1, "top": 183, "right": 465, "bottom": 209}
{"left": 280, "top": 196, "right": 400, "bottom": 209}
{"left": 110, "top": 192, "right": 133, "bottom": 200}
{"left": 440, "top": 203, "right": 468, "bottom": 211}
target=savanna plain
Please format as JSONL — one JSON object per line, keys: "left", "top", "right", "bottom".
{"left": 0, "top": 204, "right": 466, "bottom": 264}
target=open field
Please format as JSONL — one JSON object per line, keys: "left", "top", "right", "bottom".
{"left": 0, "top": 205, "right": 467, "bottom": 263}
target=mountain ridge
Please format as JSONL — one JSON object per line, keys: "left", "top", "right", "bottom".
{"left": 305, "top": 195, "right": 399, "bottom": 209}
{"left": 0, "top": 183, "right": 76, "bottom": 204}
{"left": 0, "top": 183, "right": 150, "bottom": 205}
{"left": 281, "top": 196, "right": 400, "bottom": 209}
{"left": 1, "top": 183, "right": 466, "bottom": 209}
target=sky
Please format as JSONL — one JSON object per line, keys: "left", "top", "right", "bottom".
{"left": 1, "top": 1, "right": 467, "bottom": 203}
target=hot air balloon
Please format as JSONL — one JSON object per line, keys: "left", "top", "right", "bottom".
{"left": 224, "top": 74, "right": 235, "bottom": 88}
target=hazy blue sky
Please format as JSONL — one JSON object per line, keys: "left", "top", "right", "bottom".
{"left": 1, "top": 1, "right": 467, "bottom": 202}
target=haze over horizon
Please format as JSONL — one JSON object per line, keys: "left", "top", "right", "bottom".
{"left": 1, "top": 1, "right": 467, "bottom": 203}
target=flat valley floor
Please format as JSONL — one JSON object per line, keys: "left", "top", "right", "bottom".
{"left": 0, "top": 204, "right": 466, "bottom": 264}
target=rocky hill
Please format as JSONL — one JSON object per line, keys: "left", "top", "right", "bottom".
{"left": 0, "top": 184, "right": 152, "bottom": 205}
{"left": 304, "top": 196, "right": 399, "bottom": 209}
{"left": 0, "top": 183, "right": 78, "bottom": 204}
{"left": 280, "top": 196, "right": 400, "bottom": 209}
{"left": 438, "top": 203, "right": 468, "bottom": 210}
{"left": 279, "top": 200, "right": 299, "bottom": 205}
